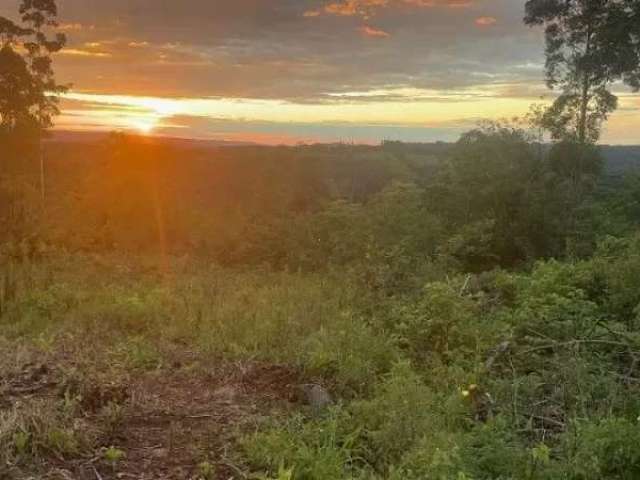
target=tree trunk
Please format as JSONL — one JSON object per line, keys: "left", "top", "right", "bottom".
{"left": 578, "top": 26, "right": 592, "bottom": 145}
{"left": 578, "top": 76, "right": 589, "bottom": 144}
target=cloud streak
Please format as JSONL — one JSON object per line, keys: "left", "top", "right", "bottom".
{"left": 475, "top": 16, "right": 497, "bottom": 26}
{"left": 359, "top": 25, "right": 391, "bottom": 37}
{"left": 305, "top": 0, "right": 473, "bottom": 19}
{"left": 0, "top": 0, "right": 636, "bottom": 143}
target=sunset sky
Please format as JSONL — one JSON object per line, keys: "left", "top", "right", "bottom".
{"left": 2, "top": 0, "right": 639, "bottom": 144}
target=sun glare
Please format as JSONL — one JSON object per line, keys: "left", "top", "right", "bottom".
{"left": 131, "top": 118, "right": 157, "bottom": 134}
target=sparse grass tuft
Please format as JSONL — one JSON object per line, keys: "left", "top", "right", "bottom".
{"left": 0, "top": 396, "right": 96, "bottom": 467}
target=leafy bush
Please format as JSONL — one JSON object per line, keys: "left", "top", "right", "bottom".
{"left": 243, "top": 409, "right": 364, "bottom": 480}
{"left": 302, "top": 315, "right": 399, "bottom": 395}
{"left": 388, "top": 433, "right": 465, "bottom": 480}
{"left": 558, "top": 417, "right": 640, "bottom": 480}
{"left": 348, "top": 362, "right": 441, "bottom": 469}
{"left": 389, "top": 281, "right": 504, "bottom": 367}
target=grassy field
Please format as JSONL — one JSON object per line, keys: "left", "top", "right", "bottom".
{"left": 0, "top": 253, "right": 382, "bottom": 479}
{"left": 4, "top": 240, "right": 640, "bottom": 479}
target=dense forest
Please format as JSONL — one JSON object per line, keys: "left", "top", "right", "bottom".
{"left": 3, "top": 0, "right": 640, "bottom": 478}
{"left": 5, "top": 134, "right": 640, "bottom": 268}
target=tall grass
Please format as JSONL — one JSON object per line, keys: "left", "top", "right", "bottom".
{"left": 0, "top": 254, "right": 385, "bottom": 376}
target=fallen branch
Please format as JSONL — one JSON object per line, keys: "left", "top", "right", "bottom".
{"left": 92, "top": 466, "right": 104, "bottom": 480}
{"left": 530, "top": 415, "right": 566, "bottom": 429}
{"left": 485, "top": 341, "right": 511, "bottom": 370}
{"left": 459, "top": 274, "right": 471, "bottom": 297}
{"left": 221, "top": 456, "right": 249, "bottom": 479}
{"left": 517, "top": 339, "right": 635, "bottom": 356}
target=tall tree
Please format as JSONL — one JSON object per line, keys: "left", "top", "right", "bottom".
{"left": 0, "top": 0, "right": 66, "bottom": 245}
{"left": 0, "top": 0, "right": 67, "bottom": 138}
{"left": 525, "top": 0, "right": 640, "bottom": 144}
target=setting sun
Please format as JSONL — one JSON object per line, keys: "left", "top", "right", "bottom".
{"left": 131, "top": 118, "right": 157, "bottom": 134}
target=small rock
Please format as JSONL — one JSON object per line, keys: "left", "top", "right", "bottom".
{"left": 151, "top": 447, "right": 169, "bottom": 459}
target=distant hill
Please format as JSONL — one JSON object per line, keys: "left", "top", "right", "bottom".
{"left": 47, "top": 130, "right": 257, "bottom": 148}
{"left": 600, "top": 145, "right": 640, "bottom": 177}
{"left": 45, "top": 131, "right": 640, "bottom": 178}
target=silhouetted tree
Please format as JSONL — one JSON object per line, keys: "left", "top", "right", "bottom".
{"left": 525, "top": 0, "right": 640, "bottom": 144}
{"left": 0, "top": 0, "right": 67, "bottom": 138}
{"left": 1, "top": 0, "right": 66, "bottom": 244}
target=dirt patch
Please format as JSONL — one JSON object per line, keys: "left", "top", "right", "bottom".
{"left": 1, "top": 360, "right": 302, "bottom": 480}
{"left": 0, "top": 362, "right": 58, "bottom": 409}
{"left": 103, "top": 362, "right": 301, "bottom": 479}
{"left": 231, "top": 362, "right": 301, "bottom": 401}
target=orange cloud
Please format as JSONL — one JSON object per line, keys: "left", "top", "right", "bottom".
{"left": 404, "top": 0, "right": 471, "bottom": 6}
{"left": 359, "top": 25, "right": 391, "bottom": 38}
{"left": 59, "top": 22, "right": 96, "bottom": 31}
{"left": 475, "top": 16, "right": 497, "bottom": 27}
{"left": 304, "top": 0, "right": 472, "bottom": 18}
{"left": 58, "top": 48, "right": 112, "bottom": 58}
{"left": 328, "top": 0, "right": 388, "bottom": 17}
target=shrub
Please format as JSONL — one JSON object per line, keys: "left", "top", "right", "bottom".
{"left": 302, "top": 315, "right": 400, "bottom": 394}
{"left": 348, "top": 362, "right": 441, "bottom": 469}
{"left": 557, "top": 417, "right": 640, "bottom": 480}
{"left": 243, "top": 409, "right": 364, "bottom": 480}
{"left": 388, "top": 433, "right": 466, "bottom": 480}
{"left": 390, "top": 281, "right": 502, "bottom": 367}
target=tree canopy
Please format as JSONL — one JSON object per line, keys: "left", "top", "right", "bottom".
{"left": 525, "top": 0, "right": 640, "bottom": 143}
{"left": 0, "top": 0, "right": 67, "bottom": 138}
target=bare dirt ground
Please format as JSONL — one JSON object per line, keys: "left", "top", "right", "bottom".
{"left": 1, "top": 355, "right": 301, "bottom": 480}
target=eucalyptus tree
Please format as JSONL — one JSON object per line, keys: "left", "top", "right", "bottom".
{"left": 1, "top": 0, "right": 66, "bottom": 243}
{"left": 0, "top": 0, "right": 67, "bottom": 137}
{"left": 525, "top": 0, "right": 640, "bottom": 144}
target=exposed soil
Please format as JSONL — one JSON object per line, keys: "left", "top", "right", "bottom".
{"left": 1, "top": 359, "right": 302, "bottom": 480}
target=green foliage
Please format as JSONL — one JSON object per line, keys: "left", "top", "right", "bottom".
{"left": 243, "top": 409, "right": 363, "bottom": 480}
{"left": 197, "top": 461, "right": 217, "bottom": 480}
{"left": 429, "top": 123, "right": 575, "bottom": 269}
{"left": 0, "top": 125, "right": 618, "bottom": 270}
{"left": 348, "top": 362, "right": 440, "bottom": 469}
{"left": 387, "top": 433, "right": 465, "bottom": 480}
{"left": 104, "top": 445, "right": 125, "bottom": 467}
{"left": 591, "top": 234, "right": 640, "bottom": 326}
{"left": 484, "top": 259, "right": 636, "bottom": 428}
{"left": 0, "top": 397, "right": 95, "bottom": 464}
{"left": 268, "top": 237, "right": 640, "bottom": 480}
{"left": 508, "top": 260, "right": 603, "bottom": 340}
{"left": 390, "top": 281, "right": 504, "bottom": 368}
{"left": 302, "top": 315, "right": 399, "bottom": 394}
{"left": 4, "top": 237, "right": 640, "bottom": 478}
{"left": 113, "top": 337, "right": 162, "bottom": 370}
{"left": 457, "top": 417, "right": 534, "bottom": 480}
{"left": 244, "top": 363, "right": 444, "bottom": 479}
{"left": 559, "top": 417, "right": 640, "bottom": 480}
